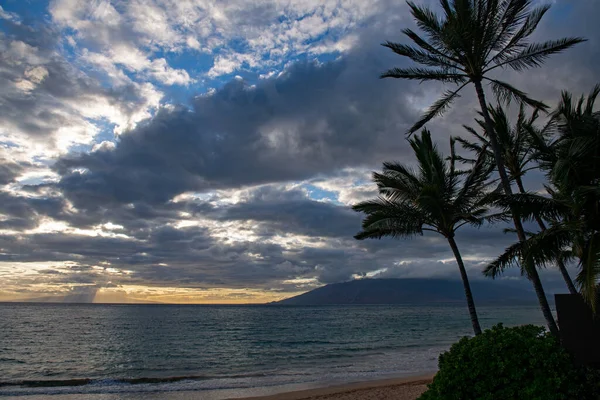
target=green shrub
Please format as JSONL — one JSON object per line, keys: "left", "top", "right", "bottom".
{"left": 418, "top": 324, "right": 594, "bottom": 400}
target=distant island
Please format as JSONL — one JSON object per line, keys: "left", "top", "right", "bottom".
{"left": 275, "top": 278, "right": 540, "bottom": 305}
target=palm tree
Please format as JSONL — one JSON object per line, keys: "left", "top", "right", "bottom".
{"left": 487, "top": 85, "right": 600, "bottom": 307}
{"left": 381, "top": 0, "right": 585, "bottom": 335}
{"left": 457, "top": 104, "right": 578, "bottom": 294}
{"left": 353, "top": 129, "right": 502, "bottom": 335}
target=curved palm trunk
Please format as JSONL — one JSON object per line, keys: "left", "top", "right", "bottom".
{"left": 515, "top": 176, "right": 578, "bottom": 294}
{"left": 473, "top": 80, "right": 559, "bottom": 336}
{"left": 447, "top": 235, "right": 482, "bottom": 336}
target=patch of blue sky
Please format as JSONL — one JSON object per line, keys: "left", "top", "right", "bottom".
{"left": 153, "top": 49, "right": 214, "bottom": 103}
{"left": 205, "top": 51, "right": 342, "bottom": 91}
{"left": 91, "top": 119, "right": 119, "bottom": 143}
{"left": 0, "top": 139, "right": 20, "bottom": 149}
{"left": 18, "top": 173, "right": 56, "bottom": 186}
{"left": 31, "top": 154, "right": 55, "bottom": 166}
{"left": 550, "top": 2, "right": 574, "bottom": 17}
{"left": 155, "top": 48, "right": 214, "bottom": 76}
{"left": 64, "top": 118, "right": 118, "bottom": 156}
{"left": 302, "top": 184, "right": 342, "bottom": 205}
{"left": 2, "top": 0, "right": 46, "bottom": 21}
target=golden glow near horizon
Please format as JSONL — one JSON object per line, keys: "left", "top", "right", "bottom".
{"left": 94, "top": 285, "right": 306, "bottom": 304}
{"left": 0, "top": 284, "right": 307, "bottom": 304}
{"left": 0, "top": 260, "right": 309, "bottom": 304}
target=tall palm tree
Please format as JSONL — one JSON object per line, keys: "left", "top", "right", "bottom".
{"left": 457, "top": 104, "right": 578, "bottom": 294}
{"left": 487, "top": 85, "right": 600, "bottom": 307}
{"left": 381, "top": 0, "right": 585, "bottom": 335}
{"left": 353, "top": 129, "right": 502, "bottom": 335}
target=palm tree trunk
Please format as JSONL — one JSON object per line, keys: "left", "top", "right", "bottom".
{"left": 473, "top": 80, "right": 559, "bottom": 336}
{"left": 556, "top": 259, "right": 578, "bottom": 295}
{"left": 447, "top": 235, "right": 482, "bottom": 336}
{"left": 515, "top": 176, "right": 578, "bottom": 294}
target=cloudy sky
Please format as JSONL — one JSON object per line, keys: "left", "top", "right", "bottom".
{"left": 0, "top": 0, "right": 598, "bottom": 303}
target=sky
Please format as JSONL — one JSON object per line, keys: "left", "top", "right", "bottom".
{"left": 0, "top": 0, "right": 598, "bottom": 304}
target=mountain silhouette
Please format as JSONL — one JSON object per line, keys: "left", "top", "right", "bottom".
{"left": 275, "top": 278, "right": 539, "bottom": 305}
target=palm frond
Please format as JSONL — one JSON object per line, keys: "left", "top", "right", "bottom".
{"left": 486, "top": 3, "right": 550, "bottom": 66}
{"left": 485, "top": 78, "right": 548, "bottom": 110}
{"left": 484, "top": 240, "right": 525, "bottom": 278}
{"left": 374, "top": 162, "right": 421, "bottom": 203}
{"left": 382, "top": 41, "right": 463, "bottom": 70}
{"left": 575, "top": 232, "right": 600, "bottom": 309}
{"left": 353, "top": 198, "right": 426, "bottom": 240}
{"left": 402, "top": 28, "right": 462, "bottom": 64}
{"left": 406, "top": 1, "right": 454, "bottom": 57}
{"left": 407, "top": 82, "right": 470, "bottom": 135}
{"left": 493, "top": 192, "right": 568, "bottom": 222}
{"left": 485, "top": 224, "right": 574, "bottom": 278}
{"left": 489, "top": 37, "right": 587, "bottom": 72}
{"left": 380, "top": 67, "right": 467, "bottom": 83}
{"left": 354, "top": 129, "right": 497, "bottom": 244}
{"left": 454, "top": 135, "right": 487, "bottom": 155}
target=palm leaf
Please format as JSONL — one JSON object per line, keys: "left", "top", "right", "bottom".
{"left": 485, "top": 224, "right": 574, "bottom": 278}
{"left": 408, "top": 82, "right": 470, "bottom": 135}
{"left": 486, "top": 3, "right": 550, "bottom": 65}
{"left": 353, "top": 198, "right": 426, "bottom": 240}
{"left": 382, "top": 41, "right": 463, "bottom": 70}
{"left": 380, "top": 67, "right": 467, "bottom": 83}
{"left": 494, "top": 192, "right": 568, "bottom": 222}
{"left": 576, "top": 232, "right": 600, "bottom": 309}
{"left": 489, "top": 37, "right": 587, "bottom": 72}
{"left": 484, "top": 78, "right": 548, "bottom": 110}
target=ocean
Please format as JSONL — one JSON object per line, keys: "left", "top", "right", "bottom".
{"left": 0, "top": 303, "right": 547, "bottom": 399}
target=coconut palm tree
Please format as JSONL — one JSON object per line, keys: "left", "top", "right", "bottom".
{"left": 456, "top": 104, "right": 578, "bottom": 294}
{"left": 353, "top": 129, "right": 502, "bottom": 335}
{"left": 381, "top": 0, "right": 585, "bottom": 335}
{"left": 486, "top": 85, "right": 600, "bottom": 307}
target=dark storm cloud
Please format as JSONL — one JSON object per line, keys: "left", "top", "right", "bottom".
{"left": 0, "top": 160, "right": 24, "bottom": 185}
{"left": 0, "top": 191, "right": 66, "bottom": 231}
{"left": 221, "top": 186, "right": 361, "bottom": 238}
{"left": 0, "top": 183, "right": 516, "bottom": 291}
{"left": 51, "top": 0, "right": 600, "bottom": 212}
{"left": 53, "top": 50, "right": 421, "bottom": 208}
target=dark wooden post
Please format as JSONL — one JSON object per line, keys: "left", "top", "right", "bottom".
{"left": 555, "top": 294, "right": 600, "bottom": 367}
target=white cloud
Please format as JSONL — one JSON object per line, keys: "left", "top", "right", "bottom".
{"left": 0, "top": 5, "right": 20, "bottom": 23}
{"left": 50, "top": 0, "right": 382, "bottom": 80}
{"left": 147, "top": 58, "right": 194, "bottom": 85}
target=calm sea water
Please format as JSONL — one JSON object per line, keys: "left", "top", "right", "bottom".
{"left": 0, "top": 304, "right": 547, "bottom": 398}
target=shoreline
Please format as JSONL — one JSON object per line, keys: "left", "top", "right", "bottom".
{"left": 6, "top": 374, "right": 435, "bottom": 400}
{"left": 227, "top": 374, "right": 435, "bottom": 400}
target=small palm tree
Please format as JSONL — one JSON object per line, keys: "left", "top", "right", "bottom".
{"left": 487, "top": 85, "right": 600, "bottom": 307}
{"left": 457, "top": 104, "right": 578, "bottom": 294}
{"left": 457, "top": 104, "right": 538, "bottom": 193}
{"left": 381, "top": 0, "right": 584, "bottom": 336}
{"left": 353, "top": 129, "right": 501, "bottom": 335}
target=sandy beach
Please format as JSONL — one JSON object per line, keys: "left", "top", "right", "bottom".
{"left": 233, "top": 375, "right": 434, "bottom": 400}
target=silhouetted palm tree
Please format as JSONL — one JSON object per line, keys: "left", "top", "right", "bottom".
{"left": 381, "top": 0, "right": 585, "bottom": 335}
{"left": 487, "top": 85, "right": 600, "bottom": 307}
{"left": 353, "top": 129, "right": 502, "bottom": 335}
{"left": 457, "top": 104, "right": 577, "bottom": 294}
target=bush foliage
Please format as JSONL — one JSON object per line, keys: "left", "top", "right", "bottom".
{"left": 418, "top": 324, "right": 594, "bottom": 400}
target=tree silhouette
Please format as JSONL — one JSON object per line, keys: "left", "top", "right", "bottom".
{"left": 354, "top": 129, "right": 502, "bottom": 335}
{"left": 382, "top": 0, "right": 585, "bottom": 335}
